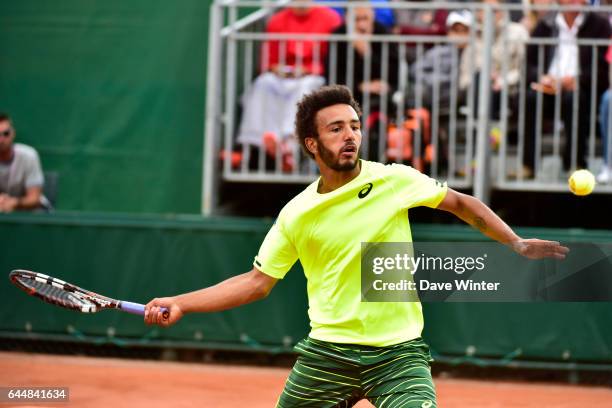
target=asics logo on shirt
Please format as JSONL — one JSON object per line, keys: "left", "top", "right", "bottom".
{"left": 358, "top": 183, "right": 373, "bottom": 199}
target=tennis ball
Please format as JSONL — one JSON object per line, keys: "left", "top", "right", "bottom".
{"left": 568, "top": 169, "right": 595, "bottom": 196}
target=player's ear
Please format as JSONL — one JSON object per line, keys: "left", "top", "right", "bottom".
{"left": 305, "top": 137, "right": 317, "bottom": 156}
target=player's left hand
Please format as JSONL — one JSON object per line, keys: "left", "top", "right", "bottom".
{"left": 510, "top": 239, "right": 570, "bottom": 260}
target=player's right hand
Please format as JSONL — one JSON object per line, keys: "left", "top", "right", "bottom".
{"left": 144, "top": 297, "right": 184, "bottom": 327}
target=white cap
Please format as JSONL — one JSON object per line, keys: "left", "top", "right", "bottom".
{"left": 446, "top": 10, "right": 473, "bottom": 28}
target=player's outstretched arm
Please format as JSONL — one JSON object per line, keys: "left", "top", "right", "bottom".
{"left": 437, "top": 189, "right": 569, "bottom": 260}
{"left": 144, "top": 267, "right": 277, "bottom": 327}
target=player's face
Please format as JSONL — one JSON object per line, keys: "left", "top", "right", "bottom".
{"left": 314, "top": 104, "right": 362, "bottom": 171}
{"left": 0, "top": 120, "right": 15, "bottom": 153}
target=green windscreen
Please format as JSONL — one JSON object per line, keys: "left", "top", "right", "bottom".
{"left": 0, "top": 0, "right": 210, "bottom": 213}
{"left": 1, "top": 213, "right": 611, "bottom": 365}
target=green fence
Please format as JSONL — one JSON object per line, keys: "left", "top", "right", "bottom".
{"left": 0, "top": 1, "right": 211, "bottom": 213}
{"left": 2, "top": 213, "right": 611, "bottom": 367}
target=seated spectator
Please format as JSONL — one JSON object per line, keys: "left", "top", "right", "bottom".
{"left": 479, "top": 0, "right": 529, "bottom": 119}
{"left": 325, "top": 3, "right": 399, "bottom": 109}
{"left": 597, "top": 44, "right": 612, "bottom": 183}
{"left": 0, "top": 113, "right": 48, "bottom": 212}
{"left": 317, "top": 0, "right": 396, "bottom": 29}
{"left": 400, "top": 11, "right": 474, "bottom": 173}
{"left": 521, "top": 0, "right": 554, "bottom": 34}
{"left": 325, "top": 1, "right": 399, "bottom": 159}
{"left": 523, "top": 0, "right": 610, "bottom": 177}
{"left": 393, "top": 0, "right": 449, "bottom": 63}
{"left": 408, "top": 10, "right": 475, "bottom": 111}
{"left": 236, "top": 0, "right": 341, "bottom": 170}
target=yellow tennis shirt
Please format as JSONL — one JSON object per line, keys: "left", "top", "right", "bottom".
{"left": 254, "top": 160, "right": 448, "bottom": 346}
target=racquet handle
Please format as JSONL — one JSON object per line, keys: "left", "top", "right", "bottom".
{"left": 121, "top": 301, "right": 170, "bottom": 319}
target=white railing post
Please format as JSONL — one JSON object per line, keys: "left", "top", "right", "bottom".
{"left": 474, "top": 4, "right": 495, "bottom": 204}
{"left": 202, "top": 0, "right": 225, "bottom": 216}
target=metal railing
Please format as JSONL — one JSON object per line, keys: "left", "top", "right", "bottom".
{"left": 202, "top": 1, "right": 612, "bottom": 215}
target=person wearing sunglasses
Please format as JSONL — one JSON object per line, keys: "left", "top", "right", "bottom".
{"left": 0, "top": 113, "right": 46, "bottom": 213}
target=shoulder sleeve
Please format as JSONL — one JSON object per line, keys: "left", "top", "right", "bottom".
{"left": 254, "top": 216, "right": 298, "bottom": 279}
{"left": 322, "top": 7, "right": 342, "bottom": 29}
{"left": 266, "top": 11, "right": 282, "bottom": 33}
{"left": 23, "top": 148, "right": 44, "bottom": 188}
{"left": 388, "top": 163, "right": 447, "bottom": 209}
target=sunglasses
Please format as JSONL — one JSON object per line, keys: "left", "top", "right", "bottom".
{"left": 0, "top": 129, "right": 12, "bottom": 138}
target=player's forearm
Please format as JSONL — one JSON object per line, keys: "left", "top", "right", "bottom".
{"left": 174, "top": 271, "right": 271, "bottom": 314}
{"left": 451, "top": 193, "right": 520, "bottom": 245}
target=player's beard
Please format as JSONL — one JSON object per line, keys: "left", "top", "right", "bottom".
{"left": 317, "top": 141, "right": 360, "bottom": 171}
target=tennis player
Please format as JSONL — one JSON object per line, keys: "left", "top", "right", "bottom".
{"left": 145, "top": 85, "right": 568, "bottom": 407}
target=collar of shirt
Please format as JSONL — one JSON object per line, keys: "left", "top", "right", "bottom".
{"left": 555, "top": 12, "right": 585, "bottom": 36}
{"left": 546, "top": 12, "right": 585, "bottom": 78}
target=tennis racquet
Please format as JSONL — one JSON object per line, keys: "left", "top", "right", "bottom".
{"left": 9, "top": 269, "right": 168, "bottom": 319}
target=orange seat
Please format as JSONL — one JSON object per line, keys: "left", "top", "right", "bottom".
{"left": 219, "top": 150, "right": 243, "bottom": 169}
{"left": 386, "top": 108, "right": 433, "bottom": 172}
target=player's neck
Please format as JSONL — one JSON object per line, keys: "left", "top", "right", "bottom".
{"left": 317, "top": 161, "right": 361, "bottom": 194}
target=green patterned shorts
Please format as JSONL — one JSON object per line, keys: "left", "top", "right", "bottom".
{"left": 276, "top": 337, "right": 436, "bottom": 408}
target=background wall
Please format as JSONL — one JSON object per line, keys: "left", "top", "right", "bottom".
{"left": 0, "top": 0, "right": 211, "bottom": 213}
{"left": 1, "top": 213, "right": 611, "bottom": 364}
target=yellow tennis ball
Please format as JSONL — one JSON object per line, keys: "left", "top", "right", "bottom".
{"left": 568, "top": 169, "right": 595, "bottom": 196}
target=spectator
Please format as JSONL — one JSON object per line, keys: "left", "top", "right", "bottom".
{"left": 393, "top": 0, "right": 449, "bottom": 63}
{"left": 487, "top": 0, "right": 530, "bottom": 93}
{"left": 325, "top": 3, "right": 399, "bottom": 110}
{"left": 325, "top": 1, "right": 399, "bottom": 159}
{"left": 0, "top": 113, "right": 48, "bottom": 212}
{"left": 479, "top": 0, "right": 529, "bottom": 119}
{"left": 597, "top": 44, "right": 612, "bottom": 183}
{"left": 318, "top": 0, "right": 396, "bottom": 28}
{"left": 408, "top": 10, "right": 475, "bottom": 111}
{"left": 394, "top": 11, "right": 474, "bottom": 173}
{"left": 393, "top": 0, "right": 448, "bottom": 36}
{"left": 261, "top": 1, "right": 340, "bottom": 76}
{"left": 523, "top": 0, "right": 610, "bottom": 177}
{"left": 236, "top": 0, "right": 341, "bottom": 169}
{"left": 599, "top": 4, "right": 612, "bottom": 183}
{"left": 521, "top": 0, "right": 554, "bottom": 34}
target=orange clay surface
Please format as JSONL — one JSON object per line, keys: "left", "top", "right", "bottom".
{"left": 1, "top": 352, "right": 611, "bottom": 407}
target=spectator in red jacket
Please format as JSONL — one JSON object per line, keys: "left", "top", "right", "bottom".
{"left": 236, "top": 1, "right": 341, "bottom": 170}
{"left": 261, "top": 1, "right": 341, "bottom": 76}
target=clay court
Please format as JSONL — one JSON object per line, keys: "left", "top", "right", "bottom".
{"left": 1, "top": 351, "right": 610, "bottom": 407}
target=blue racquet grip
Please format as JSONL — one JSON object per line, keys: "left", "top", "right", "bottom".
{"left": 121, "top": 301, "right": 169, "bottom": 319}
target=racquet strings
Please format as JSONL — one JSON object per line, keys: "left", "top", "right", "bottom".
{"left": 14, "top": 274, "right": 95, "bottom": 311}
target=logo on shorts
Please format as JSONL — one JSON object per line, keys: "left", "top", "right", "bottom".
{"left": 358, "top": 183, "right": 373, "bottom": 199}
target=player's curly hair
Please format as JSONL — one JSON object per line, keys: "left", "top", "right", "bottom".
{"left": 295, "top": 85, "right": 361, "bottom": 159}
